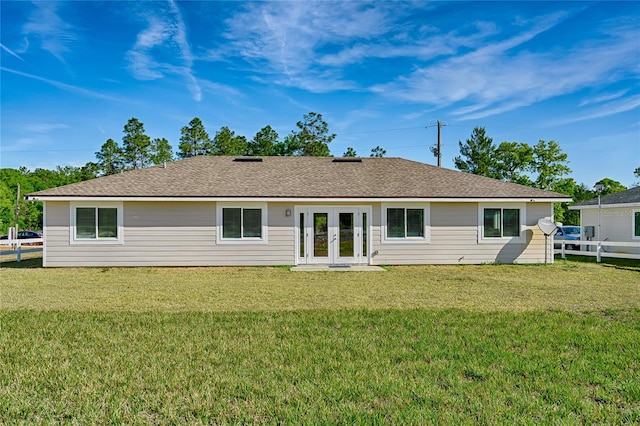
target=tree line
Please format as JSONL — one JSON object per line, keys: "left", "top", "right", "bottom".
{"left": 453, "top": 126, "right": 634, "bottom": 224}
{"left": 92, "top": 112, "right": 385, "bottom": 176}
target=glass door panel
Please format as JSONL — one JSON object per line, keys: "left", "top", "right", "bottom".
{"left": 338, "top": 212, "right": 354, "bottom": 258}
{"left": 313, "top": 213, "right": 329, "bottom": 258}
{"left": 362, "top": 212, "right": 367, "bottom": 259}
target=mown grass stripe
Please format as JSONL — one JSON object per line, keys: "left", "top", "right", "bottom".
{"left": 1, "top": 309, "right": 639, "bottom": 424}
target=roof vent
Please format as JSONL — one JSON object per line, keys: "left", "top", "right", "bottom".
{"left": 332, "top": 158, "right": 362, "bottom": 163}
{"left": 233, "top": 157, "right": 263, "bottom": 162}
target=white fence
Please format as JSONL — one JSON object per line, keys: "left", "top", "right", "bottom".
{"left": 554, "top": 240, "right": 640, "bottom": 262}
{"left": 0, "top": 238, "right": 44, "bottom": 262}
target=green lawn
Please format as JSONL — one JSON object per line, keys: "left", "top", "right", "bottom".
{"left": 1, "top": 261, "right": 639, "bottom": 424}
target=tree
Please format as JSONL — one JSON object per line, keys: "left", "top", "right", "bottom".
{"left": 289, "top": 112, "right": 335, "bottom": 156}
{"left": 595, "top": 178, "right": 627, "bottom": 196}
{"left": 95, "top": 138, "right": 125, "bottom": 176}
{"left": 494, "top": 141, "right": 533, "bottom": 185}
{"left": 150, "top": 138, "right": 173, "bottom": 165}
{"left": 212, "top": 126, "right": 248, "bottom": 155}
{"left": 531, "top": 140, "right": 571, "bottom": 191}
{"left": 454, "top": 127, "right": 499, "bottom": 178}
{"left": 178, "top": 117, "right": 212, "bottom": 158}
{"left": 633, "top": 166, "right": 640, "bottom": 187}
{"left": 370, "top": 146, "right": 386, "bottom": 158}
{"left": 343, "top": 147, "right": 357, "bottom": 157}
{"left": 0, "top": 179, "right": 16, "bottom": 233}
{"left": 273, "top": 134, "right": 300, "bottom": 156}
{"left": 122, "top": 118, "right": 151, "bottom": 169}
{"left": 0, "top": 165, "right": 97, "bottom": 234}
{"left": 77, "top": 162, "right": 100, "bottom": 181}
{"left": 247, "top": 125, "right": 280, "bottom": 156}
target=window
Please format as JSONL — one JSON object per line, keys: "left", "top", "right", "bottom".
{"left": 217, "top": 203, "right": 267, "bottom": 243}
{"left": 478, "top": 204, "right": 525, "bottom": 242}
{"left": 382, "top": 204, "right": 430, "bottom": 243}
{"left": 70, "top": 202, "right": 123, "bottom": 244}
{"left": 634, "top": 210, "right": 640, "bottom": 239}
{"left": 483, "top": 208, "right": 520, "bottom": 238}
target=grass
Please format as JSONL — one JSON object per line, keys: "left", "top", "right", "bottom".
{"left": 1, "top": 260, "right": 639, "bottom": 423}
{"left": 1, "top": 260, "right": 639, "bottom": 312}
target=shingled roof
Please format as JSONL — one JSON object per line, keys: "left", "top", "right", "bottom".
{"left": 571, "top": 186, "right": 640, "bottom": 207}
{"left": 27, "top": 156, "right": 569, "bottom": 200}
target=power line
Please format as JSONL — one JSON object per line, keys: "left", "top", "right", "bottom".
{"left": 1, "top": 148, "right": 95, "bottom": 153}
{"left": 338, "top": 126, "right": 426, "bottom": 136}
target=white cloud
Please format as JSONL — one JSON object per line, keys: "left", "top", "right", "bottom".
{"left": 216, "top": 1, "right": 419, "bottom": 92}
{"left": 578, "top": 90, "right": 629, "bottom": 107}
{"left": 1, "top": 43, "right": 25, "bottom": 61}
{"left": 1, "top": 67, "right": 125, "bottom": 102}
{"left": 550, "top": 94, "right": 640, "bottom": 126}
{"left": 23, "top": 123, "right": 69, "bottom": 133}
{"left": 126, "top": 0, "right": 202, "bottom": 101}
{"left": 22, "top": 2, "right": 76, "bottom": 63}
{"left": 372, "top": 12, "right": 639, "bottom": 121}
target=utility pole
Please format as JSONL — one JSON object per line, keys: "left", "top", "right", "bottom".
{"left": 427, "top": 120, "right": 448, "bottom": 167}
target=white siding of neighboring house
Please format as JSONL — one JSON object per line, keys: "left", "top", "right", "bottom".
{"left": 43, "top": 201, "right": 295, "bottom": 267}
{"left": 580, "top": 207, "right": 640, "bottom": 254}
{"left": 43, "top": 200, "right": 555, "bottom": 267}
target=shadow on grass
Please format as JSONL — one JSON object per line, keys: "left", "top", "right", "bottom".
{"left": 0, "top": 257, "right": 43, "bottom": 269}
{"left": 555, "top": 254, "right": 640, "bottom": 272}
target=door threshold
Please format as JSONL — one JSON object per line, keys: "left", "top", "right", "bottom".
{"left": 291, "top": 265, "right": 386, "bottom": 272}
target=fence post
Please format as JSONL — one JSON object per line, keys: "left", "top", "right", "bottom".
{"left": 561, "top": 241, "right": 566, "bottom": 259}
{"left": 596, "top": 241, "right": 601, "bottom": 263}
{"left": 16, "top": 241, "right": 21, "bottom": 263}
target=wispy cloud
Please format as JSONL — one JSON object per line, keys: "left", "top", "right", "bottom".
{"left": 126, "top": 0, "right": 202, "bottom": 101}
{"left": 22, "top": 1, "right": 76, "bottom": 63}
{"left": 578, "top": 90, "right": 629, "bottom": 107}
{"left": 1, "top": 67, "right": 124, "bottom": 102}
{"left": 216, "top": 1, "right": 420, "bottom": 92}
{"left": 1, "top": 43, "right": 25, "bottom": 61}
{"left": 372, "top": 11, "right": 639, "bottom": 121}
{"left": 23, "top": 123, "right": 69, "bottom": 133}
{"left": 550, "top": 94, "right": 640, "bottom": 126}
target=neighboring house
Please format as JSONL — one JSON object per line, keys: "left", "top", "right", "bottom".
{"left": 569, "top": 186, "right": 640, "bottom": 254}
{"left": 26, "top": 156, "right": 570, "bottom": 267}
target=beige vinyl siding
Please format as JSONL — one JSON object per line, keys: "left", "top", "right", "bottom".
{"left": 44, "top": 201, "right": 295, "bottom": 267}
{"left": 43, "top": 200, "right": 555, "bottom": 267}
{"left": 580, "top": 207, "right": 640, "bottom": 254}
{"left": 371, "top": 202, "right": 551, "bottom": 265}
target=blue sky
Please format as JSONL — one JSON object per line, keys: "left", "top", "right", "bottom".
{"left": 1, "top": 1, "right": 639, "bottom": 187}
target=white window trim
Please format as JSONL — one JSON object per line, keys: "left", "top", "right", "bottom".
{"left": 477, "top": 203, "right": 526, "bottom": 244}
{"left": 69, "top": 201, "right": 124, "bottom": 245}
{"left": 216, "top": 202, "right": 268, "bottom": 244}
{"left": 633, "top": 209, "right": 640, "bottom": 240}
{"left": 381, "top": 203, "right": 430, "bottom": 244}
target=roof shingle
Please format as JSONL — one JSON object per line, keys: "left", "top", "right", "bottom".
{"left": 27, "top": 156, "right": 569, "bottom": 200}
{"left": 571, "top": 186, "right": 640, "bottom": 207}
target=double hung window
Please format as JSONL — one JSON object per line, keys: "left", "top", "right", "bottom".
{"left": 483, "top": 208, "right": 520, "bottom": 238}
{"left": 217, "top": 203, "right": 267, "bottom": 243}
{"left": 382, "top": 204, "right": 430, "bottom": 243}
{"left": 70, "top": 202, "right": 123, "bottom": 244}
{"left": 478, "top": 204, "right": 524, "bottom": 242}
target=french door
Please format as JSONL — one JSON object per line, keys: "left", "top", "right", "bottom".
{"left": 296, "top": 206, "right": 370, "bottom": 265}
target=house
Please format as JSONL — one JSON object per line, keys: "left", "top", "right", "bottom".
{"left": 569, "top": 186, "right": 640, "bottom": 254}
{"left": 26, "top": 156, "right": 570, "bottom": 267}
